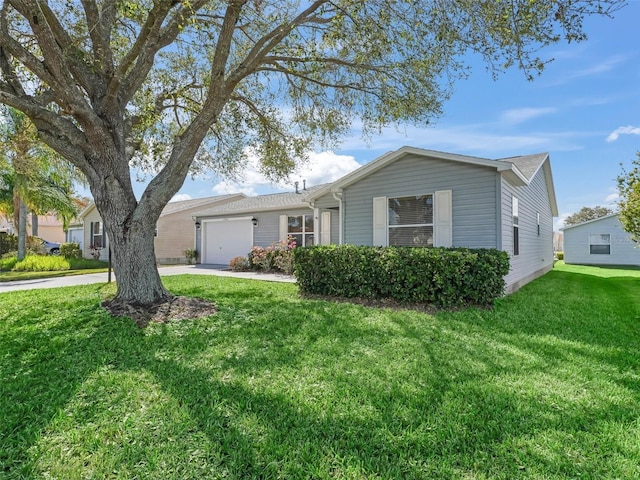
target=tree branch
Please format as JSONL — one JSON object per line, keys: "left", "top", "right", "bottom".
{"left": 80, "top": 0, "right": 115, "bottom": 77}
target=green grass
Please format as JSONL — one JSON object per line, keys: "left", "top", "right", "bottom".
{"left": 0, "top": 255, "right": 108, "bottom": 281}
{"left": 1, "top": 262, "right": 639, "bottom": 479}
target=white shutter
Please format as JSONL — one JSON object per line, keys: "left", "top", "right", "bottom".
{"left": 434, "top": 190, "right": 452, "bottom": 247}
{"left": 372, "top": 196, "right": 388, "bottom": 246}
{"left": 321, "top": 211, "right": 331, "bottom": 245}
{"left": 279, "top": 215, "right": 288, "bottom": 242}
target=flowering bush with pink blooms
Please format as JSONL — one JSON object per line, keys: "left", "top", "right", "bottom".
{"left": 248, "top": 236, "right": 296, "bottom": 274}
{"left": 229, "top": 256, "right": 249, "bottom": 271}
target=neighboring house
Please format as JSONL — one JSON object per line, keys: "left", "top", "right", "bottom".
{"left": 193, "top": 184, "right": 333, "bottom": 264}
{"left": 32, "top": 213, "right": 66, "bottom": 243}
{"left": 75, "top": 194, "right": 245, "bottom": 263}
{"left": 0, "top": 213, "right": 65, "bottom": 241}
{"left": 195, "top": 146, "right": 558, "bottom": 293}
{"left": 562, "top": 214, "right": 640, "bottom": 266}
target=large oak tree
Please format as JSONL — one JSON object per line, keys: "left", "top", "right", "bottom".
{"left": 564, "top": 206, "right": 614, "bottom": 227}
{"left": 0, "top": 0, "right": 624, "bottom": 310}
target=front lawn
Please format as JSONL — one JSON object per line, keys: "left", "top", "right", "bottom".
{"left": 1, "top": 263, "right": 639, "bottom": 479}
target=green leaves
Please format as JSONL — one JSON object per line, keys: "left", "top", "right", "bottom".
{"left": 617, "top": 152, "right": 640, "bottom": 243}
{"left": 294, "top": 245, "right": 510, "bottom": 308}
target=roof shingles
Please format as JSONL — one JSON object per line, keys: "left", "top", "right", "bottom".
{"left": 194, "top": 184, "right": 327, "bottom": 217}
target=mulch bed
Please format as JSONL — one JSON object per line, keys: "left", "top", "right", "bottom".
{"left": 103, "top": 295, "right": 217, "bottom": 328}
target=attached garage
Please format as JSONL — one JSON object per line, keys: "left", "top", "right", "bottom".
{"left": 202, "top": 217, "right": 253, "bottom": 265}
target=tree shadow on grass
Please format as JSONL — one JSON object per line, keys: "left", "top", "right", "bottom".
{"left": 2, "top": 276, "right": 639, "bottom": 478}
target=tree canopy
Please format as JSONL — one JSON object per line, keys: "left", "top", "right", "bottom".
{"left": 563, "top": 206, "right": 615, "bottom": 227}
{"left": 0, "top": 0, "right": 626, "bottom": 308}
{"left": 617, "top": 152, "right": 640, "bottom": 243}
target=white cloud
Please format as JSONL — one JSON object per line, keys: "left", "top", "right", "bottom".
{"left": 606, "top": 125, "right": 640, "bottom": 142}
{"left": 500, "top": 107, "right": 557, "bottom": 125}
{"left": 170, "top": 193, "right": 192, "bottom": 202}
{"left": 604, "top": 192, "right": 619, "bottom": 203}
{"left": 211, "top": 150, "right": 361, "bottom": 196}
{"left": 546, "top": 54, "right": 632, "bottom": 86}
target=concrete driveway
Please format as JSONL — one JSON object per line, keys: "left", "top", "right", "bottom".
{"left": 0, "top": 265, "right": 295, "bottom": 293}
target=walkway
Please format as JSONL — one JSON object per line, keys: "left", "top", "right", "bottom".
{"left": 0, "top": 265, "right": 295, "bottom": 293}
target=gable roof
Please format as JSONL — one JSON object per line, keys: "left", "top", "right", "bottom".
{"left": 560, "top": 213, "right": 619, "bottom": 231}
{"left": 193, "top": 184, "right": 328, "bottom": 217}
{"left": 500, "top": 152, "right": 558, "bottom": 216}
{"left": 305, "top": 146, "right": 558, "bottom": 216}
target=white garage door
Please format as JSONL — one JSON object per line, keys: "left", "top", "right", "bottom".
{"left": 203, "top": 218, "right": 253, "bottom": 265}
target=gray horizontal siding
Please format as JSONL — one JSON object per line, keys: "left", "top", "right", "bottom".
{"left": 253, "top": 208, "right": 313, "bottom": 247}
{"left": 342, "top": 155, "right": 498, "bottom": 248}
{"left": 195, "top": 208, "right": 316, "bottom": 256}
{"left": 501, "top": 166, "right": 554, "bottom": 289}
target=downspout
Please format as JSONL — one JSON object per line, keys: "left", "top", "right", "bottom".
{"left": 332, "top": 191, "right": 343, "bottom": 244}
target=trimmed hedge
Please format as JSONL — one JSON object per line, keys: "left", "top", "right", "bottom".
{"left": 293, "top": 245, "right": 510, "bottom": 308}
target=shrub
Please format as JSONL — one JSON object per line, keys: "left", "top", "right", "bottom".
{"left": 12, "top": 255, "right": 70, "bottom": 272}
{"left": 248, "top": 238, "right": 296, "bottom": 274}
{"left": 229, "top": 256, "right": 249, "bottom": 271}
{"left": 293, "top": 245, "right": 510, "bottom": 308}
{"left": 0, "top": 256, "right": 18, "bottom": 271}
{"left": 183, "top": 248, "right": 198, "bottom": 264}
{"left": 60, "top": 242, "right": 82, "bottom": 259}
{"left": 556, "top": 251, "right": 564, "bottom": 260}
{"left": 248, "top": 246, "right": 272, "bottom": 271}
{"left": 0, "top": 233, "right": 17, "bottom": 255}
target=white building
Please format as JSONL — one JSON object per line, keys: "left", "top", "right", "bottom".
{"left": 562, "top": 214, "right": 640, "bottom": 266}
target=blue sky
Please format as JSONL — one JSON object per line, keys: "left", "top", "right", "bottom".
{"left": 165, "top": 2, "right": 640, "bottom": 230}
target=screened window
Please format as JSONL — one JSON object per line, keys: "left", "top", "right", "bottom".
{"left": 388, "top": 195, "right": 433, "bottom": 247}
{"left": 589, "top": 234, "right": 611, "bottom": 254}
{"left": 288, "top": 215, "right": 314, "bottom": 247}
{"left": 512, "top": 197, "right": 519, "bottom": 256}
{"left": 91, "top": 221, "right": 104, "bottom": 248}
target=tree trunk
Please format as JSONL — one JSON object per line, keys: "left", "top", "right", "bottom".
{"left": 17, "top": 200, "right": 26, "bottom": 260}
{"left": 95, "top": 190, "right": 170, "bottom": 306}
{"left": 31, "top": 212, "right": 38, "bottom": 236}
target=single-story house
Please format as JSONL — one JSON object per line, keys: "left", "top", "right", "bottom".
{"left": 562, "top": 213, "right": 640, "bottom": 266}
{"left": 74, "top": 193, "right": 245, "bottom": 262}
{"left": 1, "top": 213, "right": 66, "bottom": 242}
{"left": 195, "top": 146, "right": 558, "bottom": 293}
{"left": 193, "top": 184, "right": 334, "bottom": 264}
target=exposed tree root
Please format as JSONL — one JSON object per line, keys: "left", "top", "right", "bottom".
{"left": 103, "top": 295, "right": 217, "bottom": 328}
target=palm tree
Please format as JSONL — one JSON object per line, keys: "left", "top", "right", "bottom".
{"left": 0, "top": 108, "right": 84, "bottom": 259}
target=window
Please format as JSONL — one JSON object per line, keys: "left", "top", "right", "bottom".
{"left": 589, "top": 234, "right": 611, "bottom": 254}
{"left": 512, "top": 197, "right": 519, "bottom": 256}
{"left": 91, "top": 221, "right": 104, "bottom": 248}
{"left": 388, "top": 194, "right": 433, "bottom": 247}
{"left": 288, "top": 214, "right": 314, "bottom": 247}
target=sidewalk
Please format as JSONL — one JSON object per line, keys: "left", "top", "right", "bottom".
{"left": 0, "top": 265, "right": 295, "bottom": 293}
